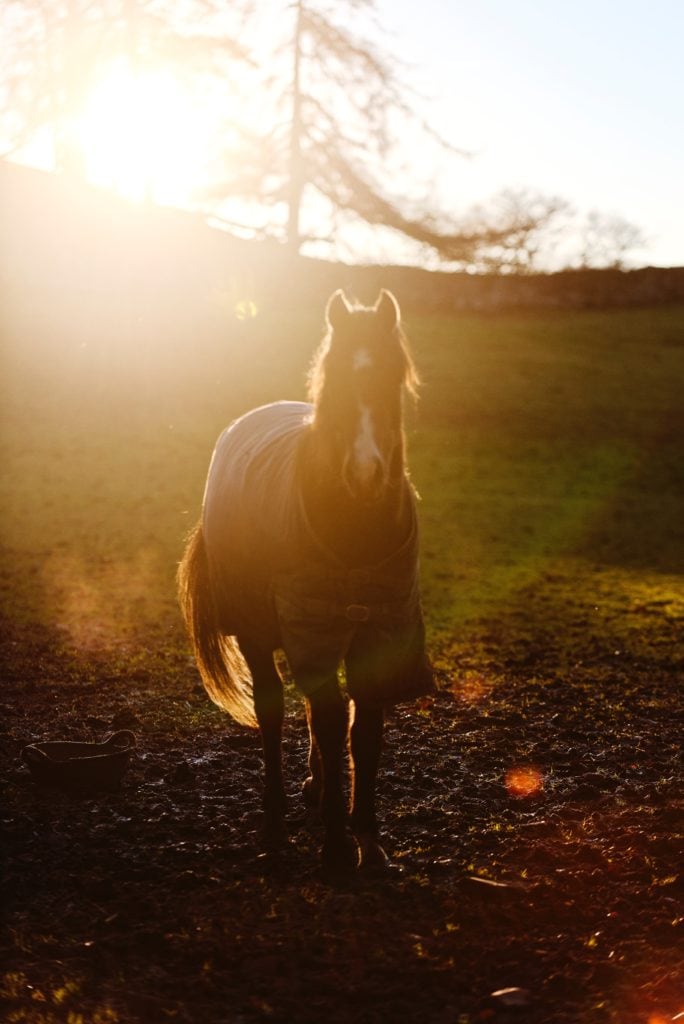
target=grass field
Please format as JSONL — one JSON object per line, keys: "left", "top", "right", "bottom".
{"left": 1, "top": 296, "right": 683, "bottom": 1023}
{"left": 2, "top": 300, "right": 682, "bottom": 671}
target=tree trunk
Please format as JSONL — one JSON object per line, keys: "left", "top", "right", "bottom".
{"left": 287, "top": 0, "right": 304, "bottom": 253}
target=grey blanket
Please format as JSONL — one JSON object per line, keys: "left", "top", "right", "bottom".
{"left": 202, "top": 401, "right": 433, "bottom": 705}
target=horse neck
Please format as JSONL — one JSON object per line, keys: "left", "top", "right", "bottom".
{"left": 298, "top": 425, "right": 411, "bottom": 568}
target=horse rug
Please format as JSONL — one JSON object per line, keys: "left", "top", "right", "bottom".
{"left": 202, "top": 401, "right": 434, "bottom": 706}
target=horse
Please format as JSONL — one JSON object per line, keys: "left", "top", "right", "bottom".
{"left": 177, "top": 289, "right": 433, "bottom": 880}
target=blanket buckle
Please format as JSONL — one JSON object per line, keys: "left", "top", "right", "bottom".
{"left": 345, "top": 603, "right": 370, "bottom": 622}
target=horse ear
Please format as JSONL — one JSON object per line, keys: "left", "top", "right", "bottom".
{"left": 326, "top": 290, "right": 351, "bottom": 331}
{"left": 375, "top": 289, "right": 400, "bottom": 331}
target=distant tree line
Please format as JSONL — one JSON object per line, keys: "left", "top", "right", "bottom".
{"left": 458, "top": 188, "right": 648, "bottom": 274}
{"left": 0, "top": 0, "right": 648, "bottom": 272}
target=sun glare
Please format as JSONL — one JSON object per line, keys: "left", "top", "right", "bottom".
{"left": 76, "top": 61, "right": 212, "bottom": 204}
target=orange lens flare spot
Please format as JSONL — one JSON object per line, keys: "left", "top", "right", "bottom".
{"left": 505, "top": 765, "right": 544, "bottom": 798}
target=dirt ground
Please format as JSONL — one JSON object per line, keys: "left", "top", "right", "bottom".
{"left": 1, "top": 577, "right": 682, "bottom": 1024}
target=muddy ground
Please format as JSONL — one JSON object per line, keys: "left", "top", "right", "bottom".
{"left": 1, "top": 584, "right": 681, "bottom": 1024}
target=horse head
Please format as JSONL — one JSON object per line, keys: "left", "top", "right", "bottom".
{"left": 309, "top": 289, "right": 418, "bottom": 504}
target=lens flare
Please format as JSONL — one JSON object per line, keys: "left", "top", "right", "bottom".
{"left": 505, "top": 765, "right": 544, "bottom": 798}
{"left": 42, "top": 549, "right": 162, "bottom": 654}
{"left": 235, "top": 299, "right": 258, "bottom": 320}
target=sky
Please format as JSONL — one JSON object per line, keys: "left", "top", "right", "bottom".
{"left": 376, "top": 0, "right": 684, "bottom": 267}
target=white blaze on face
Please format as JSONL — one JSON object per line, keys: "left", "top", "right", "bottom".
{"left": 353, "top": 347, "right": 373, "bottom": 372}
{"left": 353, "top": 404, "right": 383, "bottom": 485}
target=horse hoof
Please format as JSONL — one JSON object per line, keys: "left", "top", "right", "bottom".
{"left": 260, "top": 810, "right": 288, "bottom": 851}
{"left": 356, "top": 835, "right": 398, "bottom": 875}
{"left": 302, "top": 776, "right": 321, "bottom": 809}
{"left": 321, "top": 832, "right": 359, "bottom": 884}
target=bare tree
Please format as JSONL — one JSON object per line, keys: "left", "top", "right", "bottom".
{"left": 1, "top": 0, "right": 573, "bottom": 266}
{"left": 457, "top": 188, "right": 573, "bottom": 274}
{"left": 204, "top": 0, "right": 527, "bottom": 261}
{"left": 578, "top": 211, "right": 647, "bottom": 270}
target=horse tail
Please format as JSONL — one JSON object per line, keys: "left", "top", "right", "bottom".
{"left": 176, "top": 521, "right": 258, "bottom": 728}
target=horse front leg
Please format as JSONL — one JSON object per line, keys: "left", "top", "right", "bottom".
{"left": 349, "top": 700, "right": 390, "bottom": 870}
{"left": 306, "top": 678, "right": 357, "bottom": 880}
{"left": 238, "top": 635, "right": 287, "bottom": 848}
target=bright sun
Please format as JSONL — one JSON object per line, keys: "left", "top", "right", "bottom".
{"left": 76, "top": 60, "right": 213, "bottom": 205}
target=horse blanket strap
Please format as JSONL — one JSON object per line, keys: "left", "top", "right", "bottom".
{"left": 203, "top": 401, "right": 434, "bottom": 706}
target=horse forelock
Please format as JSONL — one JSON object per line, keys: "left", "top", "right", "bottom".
{"left": 307, "top": 307, "right": 419, "bottom": 413}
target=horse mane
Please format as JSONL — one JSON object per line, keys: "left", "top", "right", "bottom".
{"left": 306, "top": 299, "right": 420, "bottom": 413}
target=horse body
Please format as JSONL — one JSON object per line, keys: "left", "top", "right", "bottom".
{"left": 178, "top": 289, "right": 433, "bottom": 879}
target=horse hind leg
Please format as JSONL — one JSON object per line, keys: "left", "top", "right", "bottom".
{"left": 349, "top": 700, "right": 391, "bottom": 871}
{"left": 238, "top": 635, "right": 287, "bottom": 848}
